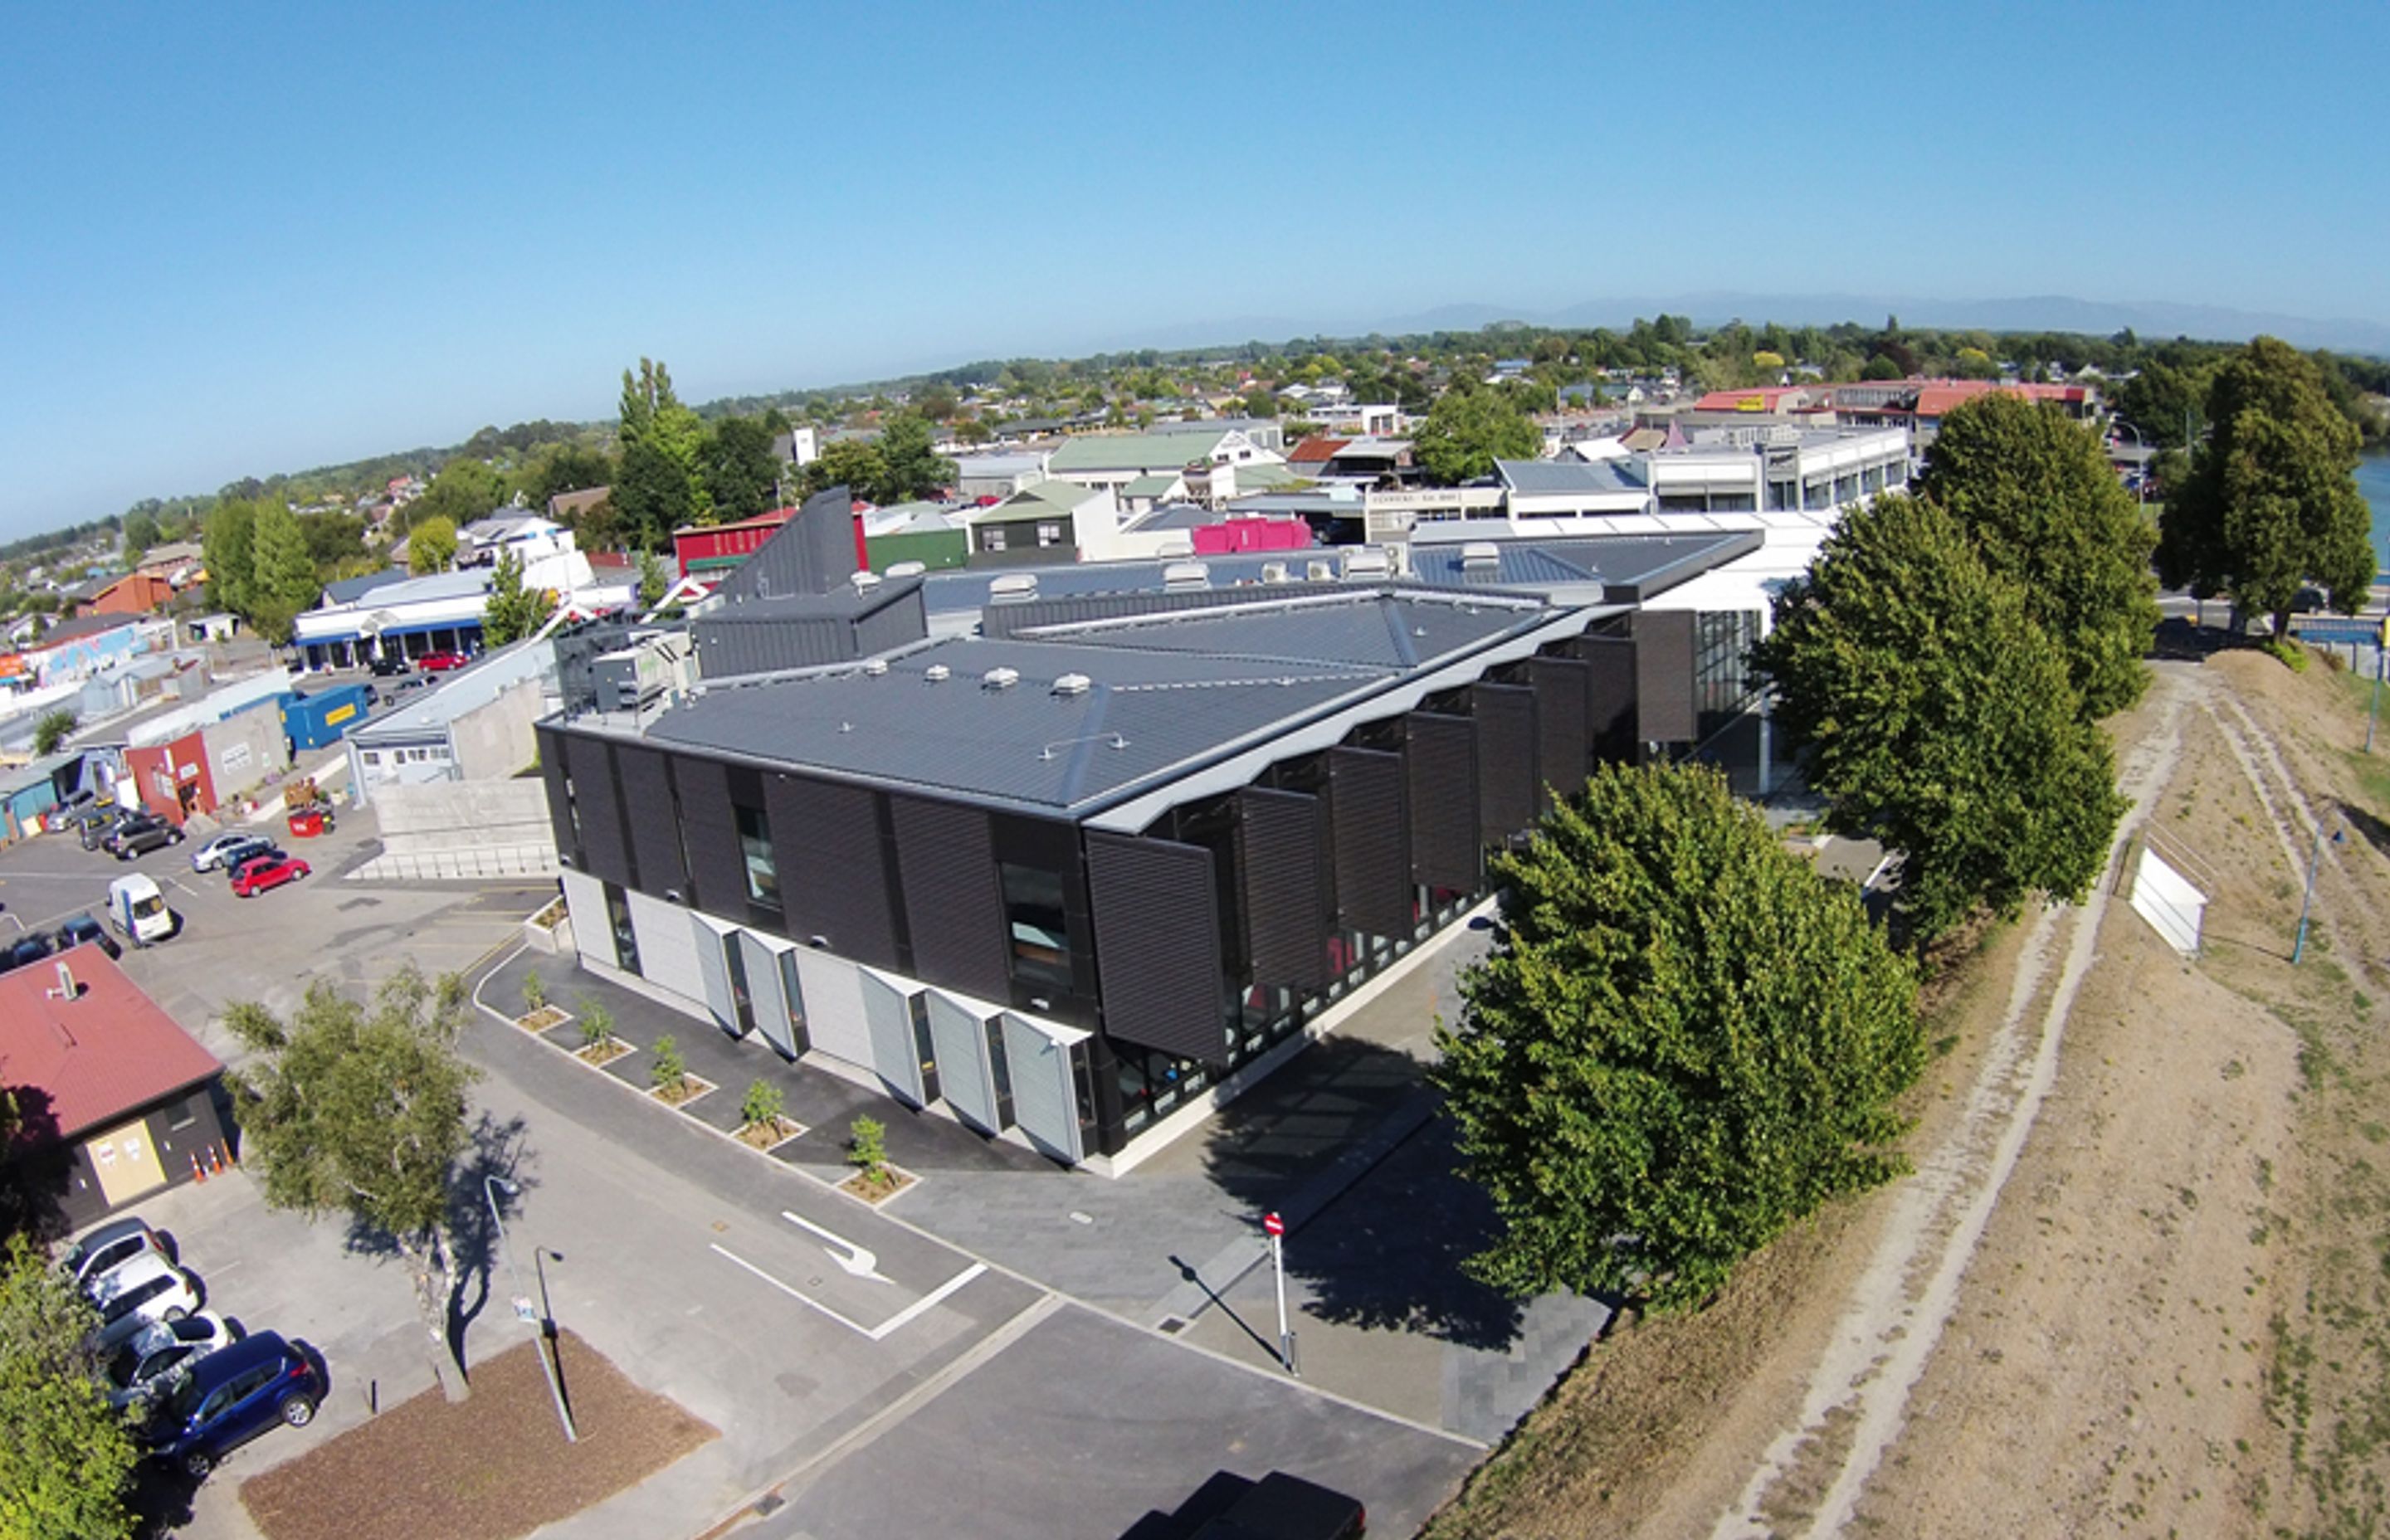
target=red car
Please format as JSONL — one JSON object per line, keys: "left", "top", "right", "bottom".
{"left": 231, "top": 855, "right": 310, "bottom": 898}
{"left": 414, "top": 651, "right": 471, "bottom": 672}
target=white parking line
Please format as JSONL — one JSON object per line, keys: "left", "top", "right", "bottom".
{"left": 710, "top": 1244, "right": 987, "bottom": 1342}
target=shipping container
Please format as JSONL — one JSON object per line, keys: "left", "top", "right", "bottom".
{"left": 280, "top": 682, "right": 373, "bottom": 752}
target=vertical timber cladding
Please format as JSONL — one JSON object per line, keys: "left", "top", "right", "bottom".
{"left": 766, "top": 772, "right": 902, "bottom": 969}
{"left": 889, "top": 797, "right": 1012, "bottom": 1002}
{"left": 1236, "top": 787, "right": 1332, "bottom": 991}
{"left": 1404, "top": 715, "right": 1480, "bottom": 890}
{"left": 669, "top": 754, "right": 748, "bottom": 917}
{"left": 612, "top": 743, "right": 688, "bottom": 901}
{"left": 563, "top": 733, "right": 633, "bottom": 889}
{"left": 1529, "top": 656, "right": 1593, "bottom": 808}
{"left": 535, "top": 725, "right": 578, "bottom": 864}
{"left": 1472, "top": 685, "right": 1539, "bottom": 845}
{"left": 1085, "top": 831, "right": 1230, "bottom": 1065}
{"left": 1328, "top": 746, "right": 1410, "bottom": 938}
{"left": 1573, "top": 636, "right": 1641, "bottom": 762}
{"left": 1633, "top": 610, "right": 1699, "bottom": 745}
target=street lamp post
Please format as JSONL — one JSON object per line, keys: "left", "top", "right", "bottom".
{"left": 484, "top": 1177, "right": 578, "bottom": 1444}
{"left": 2291, "top": 823, "right": 2346, "bottom": 966}
{"left": 2112, "top": 419, "right": 2149, "bottom": 514}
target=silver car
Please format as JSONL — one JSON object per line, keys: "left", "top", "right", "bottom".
{"left": 104, "top": 1312, "right": 234, "bottom": 1408}
{"left": 87, "top": 1254, "right": 201, "bottom": 1352}
{"left": 191, "top": 832, "right": 272, "bottom": 873}
{"left": 61, "top": 1216, "right": 166, "bottom": 1295}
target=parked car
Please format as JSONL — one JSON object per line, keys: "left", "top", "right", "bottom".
{"left": 5, "top": 932, "right": 56, "bottom": 972}
{"left": 192, "top": 832, "right": 273, "bottom": 874}
{"left": 61, "top": 1216, "right": 168, "bottom": 1294}
{"left": 105, "top": 1313, "right": 235, "bottom": 1409}
{"left": 231, "top": 855, "right": 310, "bottom": 898}
{"left": 88, "top": 1254, "right": 201, "bottom": 1352}
{"left": 227, "top": 846, "right": 290, "bottom": 883}
{"left": 108, "top": 873, "right": 175, "bottom": 946}
{"left": 52, "top": 911, "right": 123, "bottom": 959}
{"left": 140, "top": 1331, "right": 321, "bottom": 1478}
{"left": 115, "top": 822, "right": 185, "bottom": 860}
{"left": 368, "top": 654, "right": 410, "bottom": 677}
{"left": 414, "top": 651, "right": 471, "bottom": 672}
{"left": 105, "top": 811, "right": 167, "bottom": 854}
{"left": 80, "top": 807, "right": 130, "bottom": 850}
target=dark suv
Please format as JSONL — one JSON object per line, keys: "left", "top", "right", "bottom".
{"left": 142, "top": 1331, "right": 321, "bottom": 1478}
{"left": 115, "top": 821, "right": 185, "bottom": 860}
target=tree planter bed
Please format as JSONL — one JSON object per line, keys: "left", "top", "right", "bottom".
{"left": 649, "top": 1075, "right": 716, "bottom": 1111}
{"left": 837, "top": 1165, "right": 919, "bottom": 1206}
{"left": 514, "top": 1005, "right": 570, "bottom": 1033}
{"left": 574, "top": 1037, "right": 632, "bottom": 1069}
{"left": 736, "top": 1117, "right": 805, "bottom": 1152}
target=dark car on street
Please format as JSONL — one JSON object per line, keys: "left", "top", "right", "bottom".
{"left": 115, "top": 821, "right": 185, "bottom": 860}
{"left": 368, "top": 655, "right": 410, "bottom": 677}
{"left": 140, "top": 1331, "right": 321, "bottom": 1478}
{"left": 79, "top": 806, "right": 129, "bottom": 850}
{"left": 53, "top": 912, "right": 122, "bottom": 959}
{"left": 4, "top": 932, "right": 56, "bottom": 972}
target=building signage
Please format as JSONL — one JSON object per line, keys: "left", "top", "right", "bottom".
{"left": 222, "top": 742, "right": 251, "bottom": 771}
{"left": 177, "top": 762, "right": 199, "bottom": 782}
{"left": 325, "top": 704, "right": 358, "bottom": 728}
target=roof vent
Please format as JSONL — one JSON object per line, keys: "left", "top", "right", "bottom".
{"left": 983, "top": 666, "right": 1020, "bottom": 690}
{"left": 862, "top": 657, "right": 889, "bottom": 676}
{"left": 1051, "top": 673, "right": 1092, "bottom": 696}
{"left": 1162, "top": 561, "right": 1210, "bottom": 591}
{"left": 885, "top": 561, "right": 926, "bottom": 578}
{"left": 1261, "top": 562, "right": 1290, "bottom": 584}
{"left": 851, "top": 570, "right": 883, "bottom": 593}
{"left": 924, "top": 663, "right": 951, "bottom": 682}
{"left": 1156, "top": 537, "right": 1196, "bottom": 558}
{"left": 1460, "top": 541, "right": 1500, "bottom": 569}
{"left": 989, "top": 573, "right": 1039, "bottom": 604}
{"left": 1343, "top": 549, "right": 1391, "bottom": 579}
{"left": 46, "top": 962, "right": 80, "bottom": 1001}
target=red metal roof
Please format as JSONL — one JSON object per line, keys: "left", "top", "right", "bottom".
{"left": 671, "top": 509, "right": 795, "bottom": 539}
{"left": 0, "top": 950, "right": 222, "bottom": 1139}
{"left": 1287, "top": 436, "right": 1351, "bottom": 464}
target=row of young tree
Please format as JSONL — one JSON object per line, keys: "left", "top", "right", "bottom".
{"left": 1436, "top": 336, "right": 2371, "bottom": 1316}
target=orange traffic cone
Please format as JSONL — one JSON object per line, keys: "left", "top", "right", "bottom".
{"left": 205, "top": 1145, "right": 222, "bottom": 1177}
{"left": 221, "top": 1139, "right": 238, "bottom": 1169}
{"left": 189, "top": 1151, "right": 206, "bottom": 1184}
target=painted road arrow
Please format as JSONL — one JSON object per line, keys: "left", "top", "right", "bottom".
{"left": 783, "top": 1211, "right": 894, "bottom": 1283}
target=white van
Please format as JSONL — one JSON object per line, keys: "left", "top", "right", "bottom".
{"left": 106, "top": 874, "right": 173, "bottom": 946}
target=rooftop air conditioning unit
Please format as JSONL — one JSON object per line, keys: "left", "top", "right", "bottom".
{"left": 924, "top": 663, "right": 951, "bottom": 682}
{"left": 885, "top": 561, "right": 926, "bottom": 578}
{"left": 1306, "top": 559, "right": 1335, "bottom": 582}
{"left": 1460, "top": 542, "right": 1500, "bottom": 569}
{"left": 1156, "top": 537, "right": 1196, "bottom": 559}
{"left": 989, "top": 573, "right": 1039, "bottom": 604}
{"left": 1261, "top": 562, "right": 1289, "bottom": 583}
{"left": 1051, "top": 673, "right": 1092, "bottom": 696}
{"left": 983, "top": 666, "right": 1020, "bottom": 690}
{"left": 1162, "top": 561, "right": 1210, "bottom": 591}
{"left": 862, "top": 657, "right": 889, "bottom": 676}
{"left": 1343, "top": 549, "right": 1391, "bottom": 579}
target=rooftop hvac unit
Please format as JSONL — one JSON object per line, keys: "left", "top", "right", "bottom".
{"left": 1306, "top": 559, "right": 1335, "bottom": 582}
{"left": 924, "top": 663, "right": 951, "bottom": 682}
{"left": 851, "top": 570, "right": 882, "bottom": 593}
{"left": 989, "top": 573, "right": 1039, "bottom": 604}
{"left": 885, "top": 561, "right": 927, "bottom": 578}
{"left": 1162, "top": 561, "right": 1211, "bottom": 591}
{"left": 1261, "top": 562, "right": 1290, "bottom": 583}
{"left": 1051, "top": 673, "right": 1092, "bottom": 696}
{"left": 982, "top": 666, "right": 1020, "bottom": 690}
{"left": 862, "top": 657, "right": 889, "bottom": 676}
{"left": 1156, "top": 536, "right": 1196, "bottom": 558}
{"left": 1342, "top": 549, "right": 1391, "bottom": 579}
{"left": 1460, "top": 542, "right": 1500, "bottom": 569}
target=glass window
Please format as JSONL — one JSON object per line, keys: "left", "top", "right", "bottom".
{"left": 983, "top": 526, "right": 1007, "bottom": 552}
{"left": 604, "top": 882, "right": 640, "bottom": 973}
{"left": 1000, "top": 863, "right": 1072, "bottom": 990}
{"left": 735, "top": 805, "right": 778, "bottom": 908}
{"left": 908, "top": 993, "right": 942, "bottom": 1104}
{"left": 984, "top": 1017, "right": 1015, "bottom": 1129}
{"left": 777, "top": 950, "right": 809, "bottom": 1054}
{"left": 1037, "top": 523, "right": 1063, "bottom": 546}
{"left": 723, "top": 932, "right": 756, "bottom": 1035}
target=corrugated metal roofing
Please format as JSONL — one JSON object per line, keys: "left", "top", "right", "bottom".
{"left": 1047, "top": 431, "right": 1227, "bottom": 473}
{"left": 0, "top": 948, "right": 222, "bottom": 1138}
{"left": 1498, "top": 459, "right": 1649, "bottom": 495}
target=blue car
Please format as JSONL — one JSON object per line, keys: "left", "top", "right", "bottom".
{"left": 142, "top": 1331, "right": 321, "bottom": 1478}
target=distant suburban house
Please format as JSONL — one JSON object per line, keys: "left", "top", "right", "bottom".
{"left": 965, "top": 481, "right": 1124, "bottom": 563}
{"left": 1046, "top": 428, "right": 1285, "bottom": 497}
{"left": 133, "top": 541, "right": 206, "bottom": 582}
{"left": 1, "top": 947, "right": 232, "bottom": 1229}
{"left": 83, "top": 573, "right": 176, "bottom": 616}
{"left": 547, "top": 485, "right": 613, "bottom": 526}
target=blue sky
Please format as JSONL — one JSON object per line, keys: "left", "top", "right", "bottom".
{"left": 2, "top": 0, "right": 2383, "bottom": 535}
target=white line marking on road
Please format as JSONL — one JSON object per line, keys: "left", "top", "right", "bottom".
{"left": 710, "top": 1244, "right": 877, "bottom": 1338}
{"left": 866, "top": 1264, "right": 986, "bottom": 1341}
{"left": 782, "top": 1210, "right": 892, "bottom": 1282}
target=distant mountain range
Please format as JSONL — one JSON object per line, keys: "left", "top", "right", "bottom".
{"left": 1098, "top": 295, "right": 2390, "bottom": 359}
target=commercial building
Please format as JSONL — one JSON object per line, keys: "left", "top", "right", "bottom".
{"left": 536, "top": 529, "right": 1763, "bottom": 1170}
{"left": 0, "top": 948, "right": 231, "bottom": 1228}
{"left": 345, "top": 640, "right": 558, "bottom": 807}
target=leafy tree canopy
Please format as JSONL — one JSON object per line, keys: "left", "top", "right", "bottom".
{"left": 2154, "top": 336, "right": 2373, "bottom": 638}
{"left": 699, "top": 416, "right": 782, "bottom": 524}
{"left": 407, "top": 515, "right": 457, "bottom": 576}
{"left": 1413, "top": 385, "right": 1542, "bottom": 485}
{"left": 32, "top": 709, "right": 78, "bottom": 756}
{"left": 1435, "top": 763, "right": 1922, "bottom": 1312}
{"left": 1755, "top": 491, "right": 2127, "bottom": 941}
{"left": 246, "top": 504, "right": 324, "bottom": 644}
{"left": 409, "top": 456, "right": 506, "bottom": 534}
{"left": 875, "top": 413, "right": 954, "bottom": 504}
{"left": 0, "top": 1235, "right": 139, "bottom": 1540}
{"left": 1918, "top": 393, "right": 2158, "bottom": 717}
{"left": 480, "top": 548, "right": 554, "bottom": 647}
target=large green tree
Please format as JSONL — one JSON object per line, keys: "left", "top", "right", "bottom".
{"left": 227, "top": 967, "right": 480, "bottom": 1401}
{"left": 801, "top": 440, "right": 890, "bottom": 504}
{"left": 2154, "top": 336, "right": 2373, "bottom": 640}
{"left": 1435, "top": 763, "right": 1921, "bottom": 1312}
{"left": 1413, "top": 385, "right": 1543, "bottom": 485}
{"left": 699, "top": 416, "right": 782, "bottom": 523}
{"left": 874, "top": 413, "right": 954, "bottom": 504}
{"left": 200, "top": 496, "right": 262, "bottom": 616}
{"left": 409, "top": 457, "right": 506, "bottom": 534}
{"left": 246, "top": 504, "right": 324, "bottom": 643}
{"left": 0, "top": 1235, "right": 139, "bottom": 1540}
{"left": 612, "top": 358, "right": 710, "bottom": 548}
{"left": 480, "top": 548, "right": 553, "bottom": 646}
{"left": 407, "top": 515, "right": 458, "bottom": 576}
{"left": 1917, "top": 393, "right": 2158, "bottom": 717}
{"left": 1754, "top": 492, "right": 2127, "bottom": 941}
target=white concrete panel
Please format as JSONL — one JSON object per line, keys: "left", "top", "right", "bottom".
{"left": 859, "top": 968, "right": 924, "bottom": 1108}
{"left": 690, "top": 913, "right": 737, "bottom": 1035}
{"left": 625, "top": 889, "right": 704, "bottom": 1004}
{"left": 925, "top": 992, "right": 998, "bottom": 1134}
{"left": 558, "top": 870, "right": 607, "bottom": 961}
{"left": 792, "top": 948, "right": 872, "bottom": 1070}
{"left": 740, "top": 930, "right": 796, "bottom": 1059}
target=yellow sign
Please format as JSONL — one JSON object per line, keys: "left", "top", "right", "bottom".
{"left": 324, "top": 703, "right": 358, "bottom": 727}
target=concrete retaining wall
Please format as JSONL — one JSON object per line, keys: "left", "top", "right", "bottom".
{"left": 355, "top": 779, "right": 558, "bottom": 880}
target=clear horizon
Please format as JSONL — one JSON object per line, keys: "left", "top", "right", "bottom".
{"left": 3, "top": 0, "right": 2383, "bottom": 536}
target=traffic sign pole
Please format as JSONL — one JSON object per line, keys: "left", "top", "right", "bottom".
{"left": 1264, "top": 1211, "right": 1297, "bottom": 1377}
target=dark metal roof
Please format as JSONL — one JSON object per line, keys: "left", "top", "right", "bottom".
{"left": 1497, "top": 458, "right": 1649, "bottom": 495}
{"left": 638, "top": 592, "right": 1554, "bottom": 814}
{"left": 696, "top": 577, "right": 923, "bottom": 624}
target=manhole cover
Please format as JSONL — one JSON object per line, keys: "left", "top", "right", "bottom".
{"left": 1158, "top": 1316, "right": 1189, "bottom": 1335}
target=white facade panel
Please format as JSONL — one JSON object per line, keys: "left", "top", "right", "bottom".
{"left": 740, "top": 931, "right": 796, "bottom": 1058}
{"left": 690, "top": 913, "right": 737, "bottom": 1035}
{"left": 859, "top": 968, "right": 924, "bottom": 1107}
{"left": 559, "top": 870, "right": 609, "bottom": 964}
{"left": 625, "top": 889, "right": 704, "bottom": 1002}
{"left": 792, "top": 949, "right": 871, "bottom": 1070}
{"left": 924, "top": 992, "right": 998, "bottom": 1135}
{"left": 1002, "top": 1012, "right": 1084, "bottom": 1164}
